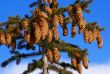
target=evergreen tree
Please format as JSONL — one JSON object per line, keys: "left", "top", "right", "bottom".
{"left": 0, "top": 0, "right": 104, "bottom": 74}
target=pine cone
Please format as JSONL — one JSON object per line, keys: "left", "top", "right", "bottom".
{"left": 46, "top": 50, "right": 53, "bottom": 63}
{"left": 52, "top": 27, "right": 59, "bottom": 41}
{"left": 33, "top": 23, "right": 41, "bottom": 43}
{"left": 97, "top": 31, "right": 103, "bottom": 48}
{"left": 84, "top": 29, "right": 89, "bottom": 43}
{"left": 77, "top": 63, "right": 82, "bottom": 74}
{"left": 39, "top": 18, "right": 48, "bottom": 40}
{"left": 5, "top": 33, "right": 12, "bottom": 45}
{"left": 47, "top": 29, "right": 53, "bottom": 43}
{"left": 52, "top": 15, "right": 59, "bottom": 27}
{"left": 53, "top": 48, "right": 60, "bottom": 62}
{"left": 0, "top": 32, "right": 6, "bottom": 44}
{"left": 82, "top": 56, "right": 88, "bottom": 69}
{"left": 71, "top": 58, "right": 77, "bottom": 68}
{"left": 71, "top": 23, "right": 76, "bottom": 38}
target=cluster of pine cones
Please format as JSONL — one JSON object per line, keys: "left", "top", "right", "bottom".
{"left": 21, "top": 0, "right": 103, "bottom": 48}
{"left": 22, "top": 6, "right": 60, "bottom": 46}
{"left": 67, "top": 4, "right": 103, "bottom": 48}
{"left": 46, "top": 48, "right": 60, "bottom": 63}
{"left": 71, "top": 50, "right": 88, "bottom": 74}
{"left": 84, "top": 28, "right": 103, "bottom": 48}
{"left": 68, "top": 4, "right": 86, "bottom": 35}
{"left": 0, "top": 24, "right": 21, "bottom": 50}
{"left": 57, "top": 4, "right": 87, "bottom": 38}
{"left": 22, "top": 1, "right": 87, "bottom": 46}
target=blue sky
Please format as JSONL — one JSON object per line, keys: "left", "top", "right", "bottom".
{"left": 0, "top": 0, "right": 110, "bottom": 74}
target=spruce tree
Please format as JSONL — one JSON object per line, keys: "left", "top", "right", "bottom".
{"left": 0, "top": 0, "right": 104, "bottom": 74}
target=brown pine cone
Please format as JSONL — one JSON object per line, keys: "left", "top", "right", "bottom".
{"left": 33, "top": 23, "right": 41, "bottom": 43}
{"left": 46, "top": 50, "right": 53, "bottom": 63}
{"left": 52, "top": 27, "right": 59, "bottom": 41}
{"left": 52, "top": 15, "right": 59, "bottom": 27}
{"left": 77, "top": 63, "right": 82, "bottom": 74}
{"left": 53, "top": 48, "right": 60, "bottom": 62}
{"left": 97, "top": 31, "right": 103, "bottom": 48}
{"left": 82, "top": 56, "right": 88, "bottom": 69}
{"left": 47, "top": 29, "right": 53, "bottom": 43}
{"left": 0, "top": 32, "right": 6, "bottom": 44}
{"left": 5, "top": 33, "right": 12, "bottom": 45}
{"left": 84, "top": 29, "right": 89, "bottom": 43}
{"left": 39, "top": 18, "right": 49, "bottom": 40}
{"left": 71, "top": 58, "right": 77, "bottom": 68}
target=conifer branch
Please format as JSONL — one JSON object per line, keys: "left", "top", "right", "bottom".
{"left": 1, "top": 51, "right": 42, "bottom": 67}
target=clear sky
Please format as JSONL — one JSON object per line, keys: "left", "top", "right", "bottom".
{"left": 0, "top": 0, "right": 110, "bottom": 74}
